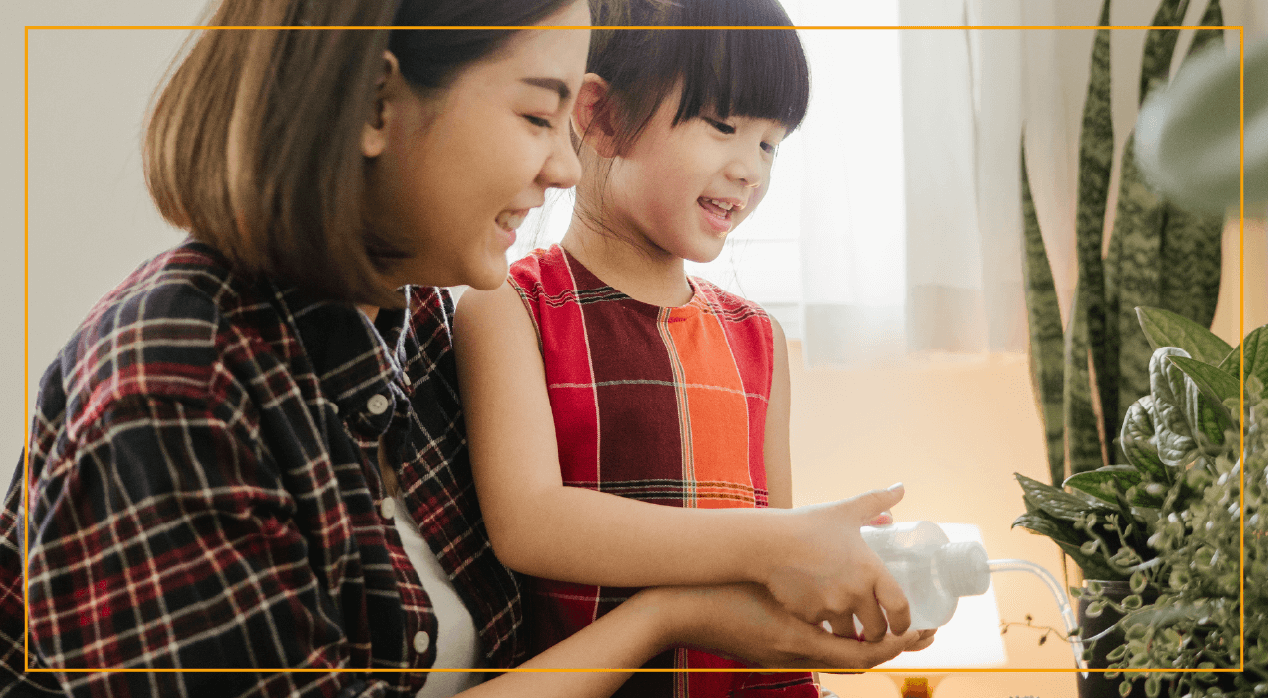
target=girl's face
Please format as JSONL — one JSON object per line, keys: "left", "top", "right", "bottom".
{"left": 365, "top": 0, "right": 590, "bottom": 291}
{"left": 603, "top": 92, "right": 787, "bottom": 264}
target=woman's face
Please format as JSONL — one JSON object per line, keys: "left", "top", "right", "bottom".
{"left": 364, "top": 0, "right": 589, "bottom": 291}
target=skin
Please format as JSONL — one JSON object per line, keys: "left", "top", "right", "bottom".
{"left": 454, "top": 63, "right": 933, "bottom": 679}
{"left": 360, "top": 2, "right": 935, "bottom": 691}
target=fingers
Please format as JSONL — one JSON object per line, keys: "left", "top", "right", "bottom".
{"left": 867, "top": 510, "right": 893, "bottom": 526}
{"left": 850, "top": 601, "right": 889, "bottom": 643}
{"left": 812, "top": 630, "right": 922, "bottom": 670}
{"left": 846, "top": 483, "right": 904, "bottom": 523}
{"left": 906, "top": 629, "right": 937, "bottom": 652}
{"left": 872, "top": 574, "right": 911, "bottom": 636}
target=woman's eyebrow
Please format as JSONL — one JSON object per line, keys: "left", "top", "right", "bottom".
{"left": 520, "top": 77, "right": 571, "bottom": 103}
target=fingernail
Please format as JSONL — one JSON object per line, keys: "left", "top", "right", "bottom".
{"left": 886, "top": 482, "right": 903, "bottom": 491}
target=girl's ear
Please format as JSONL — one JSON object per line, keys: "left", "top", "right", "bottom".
{"left": 571, "top": 73, "right": 620, "bottom": 158}
{"left": 363, "top": 51, "right": 403, "bottom": 159}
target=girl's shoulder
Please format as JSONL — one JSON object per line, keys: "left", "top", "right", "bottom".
{"left": 506, "top": 244, "right": 566, "bottom": 297}
{"left": 687, "top": 276, "right": 771, "bottom": 324}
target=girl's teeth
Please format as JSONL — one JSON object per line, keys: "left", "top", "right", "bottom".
{"left": 706, "top": 198, "right": 734, "bottom": 211}
{"left": 496, "top": 211, "right": 527, "bottom": 230}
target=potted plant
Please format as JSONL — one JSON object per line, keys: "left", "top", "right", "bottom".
{"left": 1086, "top": 311, "right": 1267, "bottom": 697}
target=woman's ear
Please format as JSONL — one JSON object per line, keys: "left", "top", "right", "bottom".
{"left": 571, "top": 73, "right": 619, "bottom": 158}
{"left": 362, "top": 51, "right": 403, "bottom": 159}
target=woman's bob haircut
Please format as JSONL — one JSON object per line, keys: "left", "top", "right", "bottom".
{"left": 144, "top": 0, "right": 577, "bottom": 306}
{"left": 585, "top": 0, "right": 811, "bottom": 157}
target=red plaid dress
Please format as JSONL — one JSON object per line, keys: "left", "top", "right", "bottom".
{"left": 508, "top": 245, "right": 816, "bottom": 698}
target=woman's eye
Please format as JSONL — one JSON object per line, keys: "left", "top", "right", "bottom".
{"left": 524, "top": 115, "right": 553, "bottom": 129}
{"left": 706, "top": 118, "right": 736, "bottom": 135}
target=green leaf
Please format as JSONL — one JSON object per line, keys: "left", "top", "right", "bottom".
{"left": 1065, "top": 465, "right": 1142, "bottom": 504}
{"left": 1055, "top": 540, "right": 1126, "bottom": 581}
{"left": 1167, "top": 356, "right": 1240, "bottom": 403}
{"left": 1109, "top": 135, "right": 1163, "bottom": 438}
{"left": 1184, "top": 0, "right": 1225, "bottom": 60}
{"left": 1021, "top": 137, "right": 1067, "bottom": 486}
{"left": 1016, "top": 472, "right": 1110, "bottom": 522}
{"left": 1218, "top": 325, "right": 1268, "bottom": 395}
{"left": 1119, "top": 397, "right": 1169, "bottom": 480}
{"left": 1068, "top": 0, "right": 1114, "bottom": 476}
{"left": 1139, "top": 0, "right": 1190, "bottom": 106}
{"left": 1012, "top": 511, "right": 1084, "bottom": 548}
{"left": 1066, "top": 290, "right": 1107, "bottom": 475}
{"left": 1149, "top": 348, "right": 1200, "bottom": 468}
{"left": 1136, "top": 307, "right": 1233, "bottom": 364}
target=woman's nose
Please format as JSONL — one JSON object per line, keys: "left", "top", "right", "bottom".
{"left": 539, "top": 128, "right": 582, "bottom": 190}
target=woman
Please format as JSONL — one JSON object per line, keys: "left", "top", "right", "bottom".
{"left": 0, "top": 0, "right": 933, "bottom": 696}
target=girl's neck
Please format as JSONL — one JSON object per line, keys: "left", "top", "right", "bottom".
{"left": 560, "top": 215, "right": 693, "bottom": 308}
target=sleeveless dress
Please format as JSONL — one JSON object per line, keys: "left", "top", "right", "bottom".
{"left": 508, "top": 245, "right": 816, "bottom": 698}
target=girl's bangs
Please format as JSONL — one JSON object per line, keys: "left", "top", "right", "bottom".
{"left": 673, "top": 28, "right": 810, "bottom": 132}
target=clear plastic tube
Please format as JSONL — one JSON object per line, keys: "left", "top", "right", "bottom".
{"left": 987, "top": 558, "right": 1087, "bottom": 676}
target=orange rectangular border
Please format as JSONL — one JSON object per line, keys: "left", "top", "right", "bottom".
{"left": 22, "top": 21, "right": 1247, "bottom": 680}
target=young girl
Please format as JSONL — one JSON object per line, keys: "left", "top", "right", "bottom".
{"left": 1, "top": 0, "right": 930, "bottom": 696}
{"left": 455, "top": 0, "right": 928, "bottom": 694}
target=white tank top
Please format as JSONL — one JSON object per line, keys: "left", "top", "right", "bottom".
{"left": 392, "top": 492, "right": 484, "bottom": 697}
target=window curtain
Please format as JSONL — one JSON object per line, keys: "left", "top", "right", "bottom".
{"left": 791, "top": 0, "right": 1052, "bottom": 367}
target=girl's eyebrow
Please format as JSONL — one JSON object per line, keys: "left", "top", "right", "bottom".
{"left": 520, "top": 77, "right": 571, "bottom": 103}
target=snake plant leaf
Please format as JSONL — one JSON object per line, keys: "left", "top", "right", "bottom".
{"left": 1068, "top": 0, "right": 1114, "bottom": 477}
{"left": 1120, "top": 396, "right": 1169, "bottom": 481}
{"left": 1108, "top": 133, "right": 1163, "bottom": 435}
{"left": 1139, "top": 0, "right": 1190, "bottom": 106}
{"left": 1065, "top": 465, "right": 1143, "bottom": 504}
{"left": 1136, "top": 306, "right": 1233, "bottom": 364}
{"left": 1217, "top": 325, "right": 1268, "bottom": 394}
{"left": 1185, "top": 0, "right": 1224, "bottom": 60}
{"left": 1021, "top": 138, "right": 1066, "bottom": 486}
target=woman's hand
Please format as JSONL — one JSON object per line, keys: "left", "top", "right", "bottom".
{"left": 640, "top": 582, "right": 931, "bottom": 670}
{"left": 760, "top": 484, "right": 912, "bottom": 643}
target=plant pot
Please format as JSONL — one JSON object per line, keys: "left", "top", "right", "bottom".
{"left": 1077, "top": 581, "right": 1150, "bottom": 698}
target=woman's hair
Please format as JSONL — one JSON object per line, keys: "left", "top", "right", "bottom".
{"left": 144, "top": 0, "right": 576, "bottom": 305}
{"left": 585, "top": 0, "right": 810, "bottom": 157}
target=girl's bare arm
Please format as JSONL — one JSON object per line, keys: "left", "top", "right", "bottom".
{"left": 454, "top": 282, "right": 910, "bottom": 641}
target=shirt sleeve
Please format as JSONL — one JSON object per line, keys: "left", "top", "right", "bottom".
{"left": 13, "top": 393, "right": 388, "bottom": 698}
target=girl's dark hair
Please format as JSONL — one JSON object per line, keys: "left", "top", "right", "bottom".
{"left": 144, "top": 0, "right": 576, "bottom": 306}
{"left": 586, "top": 0, "right": 810, "bottom": 157}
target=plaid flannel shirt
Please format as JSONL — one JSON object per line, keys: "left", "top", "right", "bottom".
{"left": 0, "top": 240, "right": 524, "bottom": 697}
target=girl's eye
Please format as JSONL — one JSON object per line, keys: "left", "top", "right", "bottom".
{"left": 705, "top": 118, "right": 736, "bottom": 135}
{"left": 761, "top": 141, "right": 776, "bottom": 154}
{"left": 524, "top": 115, "right": 553, "bottom": 129}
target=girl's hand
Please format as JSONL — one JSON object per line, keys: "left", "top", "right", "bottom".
{"left": 641, "top": 583, "right": 930, "bottom": 670}
{"left": 762, "top": 484, "right": 912, "bottom": 643}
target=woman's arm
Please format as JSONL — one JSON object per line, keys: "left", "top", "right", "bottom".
{"left": 458, "top": 584, "right": 935, "bottom": 698}
{"left": 454, "top": 284, "right": 910, "bottom": 642}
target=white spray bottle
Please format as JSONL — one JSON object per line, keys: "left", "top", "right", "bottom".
{"left": 860, "top": 521, "right": 991, "bottom": 630}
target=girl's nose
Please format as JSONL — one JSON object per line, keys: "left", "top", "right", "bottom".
{"left": 539, "top": 127, "right": 582, "bottom": 190}
{"left": 725, "top": 149, "right": 764, "bottom": 189}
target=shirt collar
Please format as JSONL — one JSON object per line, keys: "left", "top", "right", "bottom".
{"left": 273, "top": 283, "right": 411, "bottom": 435}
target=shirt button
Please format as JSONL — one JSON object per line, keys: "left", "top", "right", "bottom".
{"left": 413, "top": 630, "right": 430, "bottom": 654}
{"left": 379, "top": 497, "right": 396, "bottom": 521}
{"left": 367, "top": 394, "right": 390, "bottom": 415}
